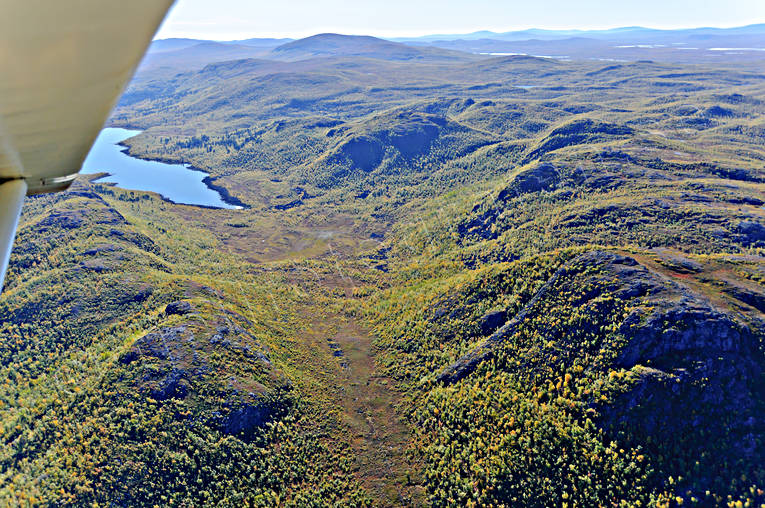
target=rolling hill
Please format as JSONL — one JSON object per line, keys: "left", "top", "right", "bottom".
{"left": 138, "top": 41, "right": 269, "bottom": 72}
{"left": 265, "top": 33, "right": 478, "bottom": 62}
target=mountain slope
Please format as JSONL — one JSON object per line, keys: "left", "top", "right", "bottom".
{"left": 266, "top": 33, "right": 477, "bottom": 62}
{"left": 138, "top": 41, "right": 269, "bottom": 71}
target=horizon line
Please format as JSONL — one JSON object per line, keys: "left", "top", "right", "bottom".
{"left": 153, "top": 22, "right": 765, "bottom": 42}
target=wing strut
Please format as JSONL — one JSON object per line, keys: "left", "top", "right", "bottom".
{"left": 0, "top": 179, "right": 27, "bottom": 291}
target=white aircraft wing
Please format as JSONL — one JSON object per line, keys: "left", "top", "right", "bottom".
{"left": 0, "top": 0, "right": 174, "bottom": 291}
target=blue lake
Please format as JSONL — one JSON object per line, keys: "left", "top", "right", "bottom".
{"left": 81, "top": 128, "right": 242, "bottom": 209}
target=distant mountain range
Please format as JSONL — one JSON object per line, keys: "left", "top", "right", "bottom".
{"left": 142, "top": 25, "right": 765, "bottom": 73}
{"left": 141, "top": 33, "right": 477, "bottom": 71}
{"left": 392, "top": 24, "right": 765, "bottom": 42}
{"left": 148, "top": 37, "right": 294, "bottom": 53}
{"left": 141, "top": 41, "right": 272, "bottom": 71}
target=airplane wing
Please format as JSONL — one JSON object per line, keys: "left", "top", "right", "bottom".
{"left": 0, "top": 0, "right": 175, "bottom": 291}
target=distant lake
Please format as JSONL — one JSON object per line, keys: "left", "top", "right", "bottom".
{"left": 81, "top": 128, "right": 242, "bottom": 210}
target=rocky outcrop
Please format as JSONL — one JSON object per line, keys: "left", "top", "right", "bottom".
{"left": 653, "top": 251, "right": 703, "bottom": 274}
{"left": 333, "top": 136, "right": 385, "bottom": 172}
{"left": 218, "top": 392, "right": 291, "bottom": 439}
{"left": 479, "top": 309, "right": 508, "bottom": 335}
{"left": 150, "top": 367, "right": 191, "bottom": 401}
{"left": 37, "top": 211, "right": 84, "bottom": 231}
{"left": 165, "top": 301, "right": 193, "bottom": 316}
{"left": 120, "top": 326, "right": 188, "bottom": 365}
{"left": 80, "top": 260, "right": 110, "bottom": 272}
{"left": 82, "top": 244, "right": 118, "bottom": 256}
{"left": 118, "top": 284, "right": 154, "bottom": 305}
{"left": 221, "top": 401, "right": 272, "bottom": 435}
{"left": 438, "top": 251, "right": 756, "bottom": 384}
{"left": 119, "top": 326, "right": 200, "bottom": 401}
{"left": 117, "top": 316, "right": 291, "bottom": 438}
{"left": 386, "top": 113, "right": 443, "bottom": 158}
{"left": 497, "top": 163, "right": 560, "bottom": 201}
{"left": 736, "top": 220, "right": 765, "bottom": 247}
{"left": 273, "top": 198, "right": 303, "bottom": 210}
{"left": 703, "top": 105, "right": 735, "bottom": 117}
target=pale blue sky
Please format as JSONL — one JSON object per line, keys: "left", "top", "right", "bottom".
{"left": 155, "top": 0, "right": 765, "bottom": 40}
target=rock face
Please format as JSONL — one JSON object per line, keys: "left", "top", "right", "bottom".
{"left": 165, "top": 301, "right": 193, "bottom": 316}
{"left": 736, "top": 220, "right": 765, "bottom": 247}
{"left": 436, "top": 256, "right": 569, "bottom": 385}
{"left": 497, "top": 163, "right": 560, "bottom": 201}
{"left": 386, "top": 113, "right": 443, "bottom": 158}
{"left": 37, "top": 211, "right": 84, "bottom": 231}
{"left": 703, "top": 105, "right": 735, "bottom": 117}
{"left": 335, "top": 135, "right": 385, "bottom": 171}
{"left": 119, "top": 326, "right": 197, "bottom": 401}
{"left": 479, "top": 309, "right": 508, "bottom": 335}
{"left": 222, "top": 402, "right": 272, "bottom": 435}
{"left": 331, "top": 113, "right": 445, "bottom": 172}
{"left": 218, "top": 393, "right": 290, "bottom": 440}
{"left": 723, "top": 282, "right": 765, "bottom": 313}
{"left": 614, "top": 301, "right": 749, "bottom": 369}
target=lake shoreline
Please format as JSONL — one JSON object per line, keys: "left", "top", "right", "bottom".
{"left": 119, "top": 141, "right": 250, "bottom": 210}
{"left": 84, "top": 127, "right": 247, "bottom": 210}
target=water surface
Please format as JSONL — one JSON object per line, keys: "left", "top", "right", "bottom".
{"left": 82, "top": 128, "right": 241, "bottom": 209}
